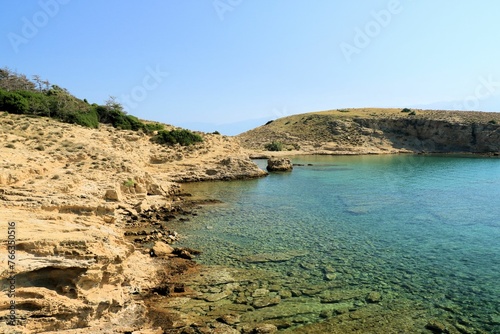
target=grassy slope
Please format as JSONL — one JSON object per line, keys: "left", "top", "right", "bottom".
{"left": 238, "top": 108, "right": 500, "bottom": 153}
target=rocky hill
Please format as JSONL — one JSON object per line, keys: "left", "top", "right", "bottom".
{"left": 238, "top": 108, "right": 500, "bottom": 155}
{"left": 0, "top": 112, "right": 266, "bottom": 333}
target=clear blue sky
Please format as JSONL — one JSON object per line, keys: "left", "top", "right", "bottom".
{"left": 2, "top": 1, "right": 500, "bottom": 134}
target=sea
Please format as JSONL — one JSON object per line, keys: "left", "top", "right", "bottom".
{"left": 174, "top": 154, "right": 500, "bottom": 333}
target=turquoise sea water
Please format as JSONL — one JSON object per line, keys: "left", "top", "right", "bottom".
{"left": 177, "top": 155, "right": 500, "bottom": 332}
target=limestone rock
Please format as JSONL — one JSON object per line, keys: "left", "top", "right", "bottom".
{"left": 104, "top": 188, "right": 122, "bottom": 202}
{"left": 152, "top": 241, "right": 174, "bottom": 257}
{"left": 266, "top": 157, "right": 293, "bottom": 172}
{"left": 253, "top": 324, "right": 278, "bottom": 333}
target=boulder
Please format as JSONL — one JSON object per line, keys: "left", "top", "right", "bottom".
{"left": 152, "top": 241, "right": 174, "bottom": 257}
{"left": 104, "top": 188, "right": 122, "bottom": 201}
{"left": 266, "top": 158, "right": 293, "bottom": 172}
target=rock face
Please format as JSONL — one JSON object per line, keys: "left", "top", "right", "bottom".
{"left": 266, "top": 157, "right": 293, "bottom": 172}
{"left": 238, "top": 108, "right": 500, "bottom": 155}
{"left": 0, "top": 113, "right": 267, "bottom": 333}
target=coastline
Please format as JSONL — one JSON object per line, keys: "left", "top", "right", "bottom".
{"left": 155, "top": 153, "right": 500, "bottom": 333}
{"left": 0, "top": 110, "right": 498, "bottom": 333}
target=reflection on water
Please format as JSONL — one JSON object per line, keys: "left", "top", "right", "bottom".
{"left": 173, "top": 155, "right": 500, "bottom": 333}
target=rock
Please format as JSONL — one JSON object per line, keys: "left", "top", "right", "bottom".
{"left": 152, "top": 241, "right": 174, "bottom": 257}
{"left": 366, "top": 291, "right": 382, "bottom": 303}
{"left": 252, "top": 288, "right": 270, "bottom": 298}
{"left": 204, "top": 290, "right": 232, "bottom": 302}
{"left": 252, "top": 296, "right": 281, "bottom": 308}
{"left": 104, "top": 188, "right": 122, "bottom": 201}
{"left": 279, "top": 289, "right": 292, "bottom": 299}
{"left": 253, "top": 324, "right": 278, "bottom": 334}
{"left": 102, "top": 215, "right": 116, "bottom": 224}
{"left": 239, "top": 251, "right": 307, "bottom": 263}
{"left": 426, "top": 320, "right": 448, "bottom": 333}
{"left": 266, "top": 157, "right": 293, "bottom": 172}
{"left": 325, "top": 273, "right": 337, "bottom": 281}
{"left": 218, "top": 314, "right": 241, "bottom": 325}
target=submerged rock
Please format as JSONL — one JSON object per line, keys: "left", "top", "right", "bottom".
{"left": 266, "top": 157, "right": 293, "bottom": 172}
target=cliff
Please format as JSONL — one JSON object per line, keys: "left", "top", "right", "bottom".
{"left": 0, "top": 113, "right": 266, "bottom": 333}
{"left": 238, "top": 108, "right": 500, "bottom": 155}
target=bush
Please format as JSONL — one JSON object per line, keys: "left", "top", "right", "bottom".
{"left": 123, "top": 179, "right": 135, "bottom": 188}
{"left": 0, "top": 89, "right": 29, "bottom": 114}
{"left": 488, "top": 120, "right": 497, "bottom": 125}
{"left": 154, "top": 129, "right": 203, "bottom": 146}
{"left": 63, "top": 109, "right": 99, "bottom": 128}
{"left": 144, "top": 122, "right": 165, "bottom": 133}
{"left": 401, "top": 108, "right": 412, "bottom": 113}
{"left": 265, "top": 141, "right": 284, "bottom": 151}
{"left": 0, "top": 71, "right": 174, "bottom": 135}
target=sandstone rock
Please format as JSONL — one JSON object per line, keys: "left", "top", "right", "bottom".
{"left": 252, "top": 295, "right": 281, "bottom": 308}
{"left": 252, "top": 288, "right": 270, "bottom": 298}
{"left": 152, "top": 241, "right": 174, "bottom": 257}
{"left": 218, "top": 314, "right": 241, "bottom": 325}
{"left": 266, "top": 157, "right": 293, "bottom": 172}
{"left": 105, "top": 188, "right": 122, "bottom": 201}
{"left": 253, "top": 324, "right": 278, "bottom": 333}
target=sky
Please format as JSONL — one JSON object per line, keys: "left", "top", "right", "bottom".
{"left": 1, "top": 0, "right": 500, "bottom": 135}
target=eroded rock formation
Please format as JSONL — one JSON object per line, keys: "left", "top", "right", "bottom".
{"left": 0, "top": 114, "right": 267, "bottom": 333}
{"left": 266, "top": 158, "right": 293, "bottom": 172}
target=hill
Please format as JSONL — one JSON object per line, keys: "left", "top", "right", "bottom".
{"left": 238, "top": 108, "right": 500, "bottom": 155}
{"left": 0, "top": 112, "right": 266, "bottom": 333}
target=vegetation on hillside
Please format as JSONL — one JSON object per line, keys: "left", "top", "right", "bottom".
{"left": 154, "top": 129, "right": 203, "bottom": 146}
{"left": 0, "top": 67, "right": 201, "bottom": 146}
{"left": 264, "top": 141, "right": 284, "bottom": 151}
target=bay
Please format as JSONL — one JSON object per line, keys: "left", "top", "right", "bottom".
{"left": 175, "top": 155, "right": 500, "bottom": 333}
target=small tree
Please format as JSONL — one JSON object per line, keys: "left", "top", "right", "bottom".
{"left": 265, "top": 141, "right": 284, "bottom": 151}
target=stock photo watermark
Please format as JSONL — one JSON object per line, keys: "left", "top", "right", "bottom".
{"left": 213, "top": 0, "right": 243, "bottom": 21}
{"left": 271, "top": 106, "right": 291, "bottom": 119}
{"left": 6, "top": 221, "right": 17, "bottom": 326}
{"left": 7, "top": 0, "right": 71, "bottom": 54}
{"left": 119, "top": 65, "right": 169, "bottom": 111}
{"left": 340, "top": 0, "right": 404, "bottom": 63}
{"left": 453, "top": 75, "right": 500, "bottom": 111}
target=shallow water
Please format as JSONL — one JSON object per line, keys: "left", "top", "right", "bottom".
{"left": 176, "top": 155, "right": 500, "bottom": 332}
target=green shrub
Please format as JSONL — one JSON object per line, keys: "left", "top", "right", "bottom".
{"left": 408, "top": 110, "right": 416, "bottom": 116}
{"left": 144, "top": 122, "right": 164, "bottom": 133}
{"left": 212, "top": 131, "right": 221, "bottom": 135}
{"left": 488, "top": 120, "right": 497, "bottom": 125}
{"left": 401, "top": 108, "right": 412, "bottom": 113}
{"left": 264, "top": 141, "right": 284, "bottom": 151}
{"left": 154, "top": 129, "right": 203, "bottom": 146}
{"left": 337, "top": 109, "right": 350, "bottom": 113}
{"left": 123, "top": 179, "right": 135, "bottom": 188}
{"left": 0, "top": 89, "right": 29, "bottom": 114}
{"left": 0, "top": 70, "right": 174, "bottom": 135}
{"left": 63, "top": 109, "right": 99, "bottom": 128}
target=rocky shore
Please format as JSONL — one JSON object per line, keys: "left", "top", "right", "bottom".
{"left": 0, "top": 113, "right": 267, "bottom": 333}
{"left": 1, "top": 110, "right": 498, "bottom": 333}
